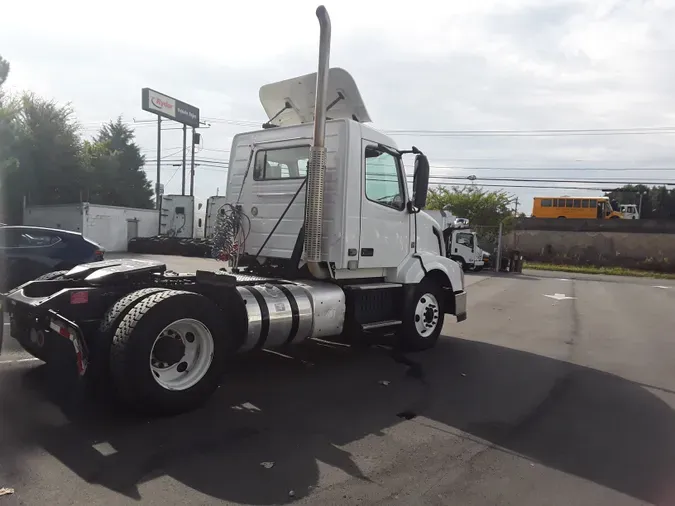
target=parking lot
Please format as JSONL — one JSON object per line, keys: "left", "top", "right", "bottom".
{"left": 1, "top": 257, "right": 675, "bottom": 506}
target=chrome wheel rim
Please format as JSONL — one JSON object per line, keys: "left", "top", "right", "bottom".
{"left": 414, "top": 293, "right": 440, "bottom": 337}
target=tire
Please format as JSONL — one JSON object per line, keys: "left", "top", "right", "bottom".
{"left": 398, "top": 277, "right": 445, "bottom": 352}
{"left": 109, "top": 290, "right": 230, "bottom": 415}
{"left": 89, "top": 288, "right": 170, "bottom": 386}
{"left": 452, "top": 257, "right": 468, "bottom": 272}
{"left": 34, "top": 270, "right": 68, "bottom": 281}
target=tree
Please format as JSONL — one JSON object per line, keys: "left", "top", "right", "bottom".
{"left": 606, "top": 185, "right": 675, "bottom": 219}
{"left": 1, "top": 56, "right": 86, "bottom": 222}
{"left": 83, "top": 117, "right": 154, "bottom": 208}
{"left": 0, "top": 57, "right": 154, "bottom": 223}
{"left": 0, "top": 55, "right": 19, "bottom": 178}
{"left": 0, "top": 55, "right": 19, "bottom": 222}
{"left": 13, "top": 93, "right": 85, "bottom": 202}
{"left": 426, "top": 185, "right": 515, "bottom": 227}
{"left": 0, "top": 55, "right": 10, "bottom": 99}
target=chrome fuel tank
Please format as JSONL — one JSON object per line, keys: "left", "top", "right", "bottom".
{"left": 235, "top": 281, "right": 345, "bottom": 353}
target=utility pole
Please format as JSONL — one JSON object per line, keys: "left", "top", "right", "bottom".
{"left": 639, "top": 192, "right": 644, "bottom": 215}
{"left": 155, "top": 116, "right": 162, "bottom": 209}
{"left": 514, "top": 197, "right": 519, "bottom": 216}
{"left": 181, "top": 124, "right": 187, "bottom": 195}
{"left": 190, "top": 128, "right": 198, "bottom": 197}
{"left": 496, "top": 221, "right": 503, "bottom": 272}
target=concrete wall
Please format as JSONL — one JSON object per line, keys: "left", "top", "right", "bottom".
{"left": 23, "top": 204, "right": 83, "bottom": 232}
{"left": 505, "top": 218, "right": 675, "bottom": 271}
{"left": 516, "top": 217, "right": 675, "bottom": 234}
{"left": 83, "top": 204, "right": 159, "bottom": 252}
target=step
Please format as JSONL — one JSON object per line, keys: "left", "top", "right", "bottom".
{"left": 361, "top": 319, "right": 402, "bottom": 331}
{"left": 345, "top": 282, "right": 402, "bottom": 291}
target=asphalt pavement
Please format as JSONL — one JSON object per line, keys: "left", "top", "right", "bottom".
{"left": 1, "top": 261, "right": 675, "bottom": 505}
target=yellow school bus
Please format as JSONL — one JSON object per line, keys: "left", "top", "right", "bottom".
{"left": 532, "top": 196, "right": 623, "bottom": 219}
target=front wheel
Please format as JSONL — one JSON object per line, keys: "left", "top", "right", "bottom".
{"left": 398, "top": 277, "right": 445, "bottom": 352}
{"left": 109, "top": 290, "right": 230, "bottom": 415}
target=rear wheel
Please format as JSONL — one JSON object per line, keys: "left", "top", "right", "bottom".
{"left": 89, "top": 288, "right": 170, "bottom": 387}
{"left": 109, "top": 290, "right": 230, "bottom": 415}
{"left": 398, "top": 277, "right": 445, "bottom": 352}
{"left": 34, "top": 270, "right": 68, "bottom": 281}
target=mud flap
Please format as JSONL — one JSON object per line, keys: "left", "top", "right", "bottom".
{"left": 46, "top": 310, "right": 90, "bottom": 377}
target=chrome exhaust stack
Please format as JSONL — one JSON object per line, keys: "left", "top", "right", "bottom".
{"left": 304, "top": 5, "right": 331, "bottom": 279}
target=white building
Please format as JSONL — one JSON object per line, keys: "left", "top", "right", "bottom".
{"left": 23, "top": 202, "right": 159, "bottom": 252}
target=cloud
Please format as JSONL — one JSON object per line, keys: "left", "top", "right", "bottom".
{"left": 1, "top": 0, "right": 674, "bottom": 211}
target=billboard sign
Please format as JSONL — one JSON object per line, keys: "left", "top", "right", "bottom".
{"left": 142, "top": 88, "right": 200, "bottom": 127}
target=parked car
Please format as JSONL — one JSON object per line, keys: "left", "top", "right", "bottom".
{"left": 0, "top": 226, "right": 104, "bottom": 292}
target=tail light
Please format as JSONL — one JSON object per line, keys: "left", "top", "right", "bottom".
{"left": 94, "top": 249, "right": 105, "bottom": 260}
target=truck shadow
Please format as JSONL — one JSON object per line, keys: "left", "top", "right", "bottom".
{"left": 3, "top": 336, "right": 675, "bottom": 505}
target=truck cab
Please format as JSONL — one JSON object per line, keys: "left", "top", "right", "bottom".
{"left": 446, "top": 227, "right": 486, "bottom": 271}
{"left": 620, "top": 204, "right": 640, "bottom": 220}
{"left": 423, "top": 210, "right": 486, "bottom": 271}
{"left": 226, "top": 68, "right": 463, "bottom": 288}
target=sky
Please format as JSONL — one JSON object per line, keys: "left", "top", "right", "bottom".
{"left": 2, "top": 0, "right": 675, "bottom": 214}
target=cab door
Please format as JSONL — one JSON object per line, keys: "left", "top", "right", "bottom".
{"left": 358, "top": 142, "right": 410, "bottom": 269}
{"left": 452, "top": 231, "right": 475, "bottom": 264}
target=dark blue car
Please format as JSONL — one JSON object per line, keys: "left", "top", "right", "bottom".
{"left": 0, "top": 226, "right": 104, "bottom": 292}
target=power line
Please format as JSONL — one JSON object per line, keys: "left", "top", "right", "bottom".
{"left": 429, "top": 182, "right": 643, "bottom": 191}
{"left": 200, "top": 147, "right": 231, "bottom": 153}
{"left": 144, "top": 159, "right": 228, "bottom": 167}
{"left": 423, "top": 175, "right": 675, "bottom": 185}
{"left": 86, "top": 114, "right": 675, "bottom": 138}
{"left": 384, "top": 127, "right": 675, "bottom": 137}
{"left": 428, "top": 165, "right": 675, "bottom": 172}
{"left": 195, "top": 116, "right": 675, "bottom": 137}
{"left": 164, "top": 167, "right": 182, "bottom": 185}
{"left": 142, "top": 164, "right": 227, "bottom": 173}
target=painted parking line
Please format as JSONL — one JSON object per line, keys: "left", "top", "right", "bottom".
{"left": 0, "top": 358, "right": 39, "bottom": 366}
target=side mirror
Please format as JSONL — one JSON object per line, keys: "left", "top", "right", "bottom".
{"left": 412, "top": 154, "right": 430, "bottom": 209}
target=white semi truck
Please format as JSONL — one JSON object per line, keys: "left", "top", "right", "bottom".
{"left": 424, "top": 209, "right": 488, "bottom": 271}
{"left": 1, "top": 5, "right": 467, "bottom": 415}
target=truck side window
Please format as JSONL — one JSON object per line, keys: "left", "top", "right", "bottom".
{"left": 364, "top": 147, "right": 405, "bottom": 210}
{"left": 457, "top": 232, "right": 473, "bottom": 248}
{"left": 253, "top": 146, "right": 309, "bottom": 180}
